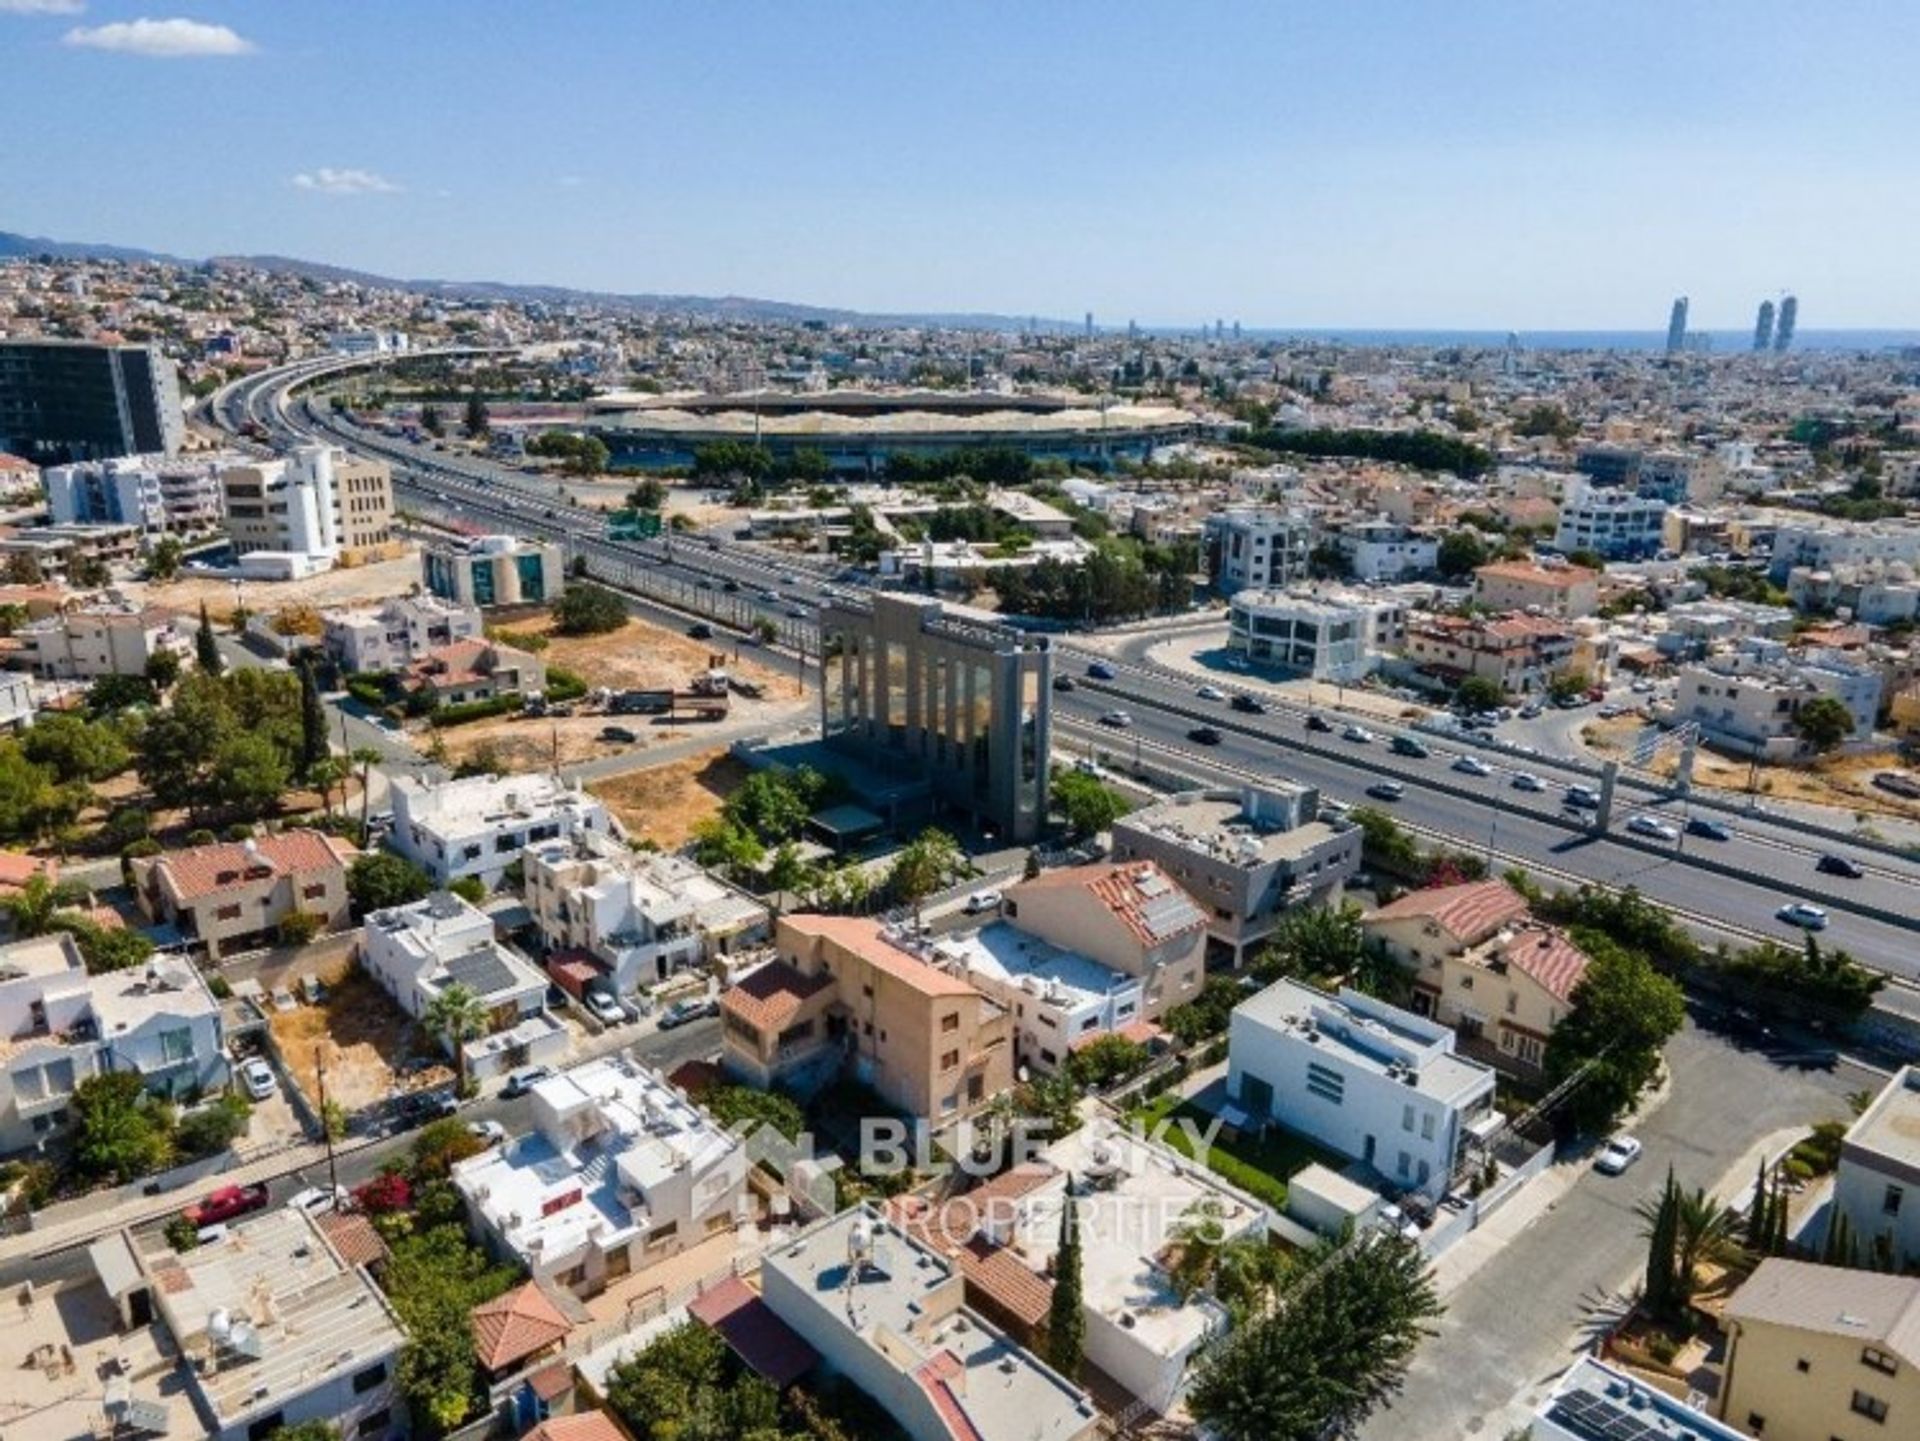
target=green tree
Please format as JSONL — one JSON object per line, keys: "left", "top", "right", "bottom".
{"left": 422, "top": 982, "right": 489, "bottom": 1094}
{"left": 297, "top": 660, "right": 330, "bottom": 777}
{"left": 1544, "top": 934, "right": 1685, "bottom": 1135}
{"left": 700, "top": 1084, "right": 807, "bottom": 1142}
{"left": 195, "top": 601, "right": 223, "bottom": 675}
{"left": 1187, "top": 1233, "right": 1443, "bottom": 1441}
{"left": 1046, "top": 1189, "right": 1085, "bottom": 1380}
{"left": 1436, "top": 529, "right": 1490, "bottom": 578}
{"left": 70, "top": 1071, "right": 173, "bottom": 1183}
{"left": 145, "top": 646, "right": 182, "bottom": 692}
{"left": 605, "top": 1320, "right": 785, "bottom": 1441}
{"left": 420, "top": 402, "right": 444, "bottom": 437}
{"left": 1051, "top": 768, "right": 1130, "bottom": 838}
{"left": 1, "top": 871, "right": 90, "bottom": 936}
{"left": 1637, "top": 1172, "right": 1744, "bottom": 1315}
{"left": 1640, "top": 1168, "right": 1680, "bottom": 1319}
{"left": 448, "top": 874, "right": 486, "bottom": 904}
{"left": 721, "top": 767, "right": 825, "bottom": 844}
{"left": 1546, "top": 668, "right": 1591, "bottom": 705}
{"left": 1065, "top": 1033, "right": 1148, "bottom": 1090}
{"left": 176, "top": 1093, "right": 252, "bottom": 1158}
{"left": 1454, "top": 674, "right": 1506, "bottom": 712}
{"left": 462, "top": 391, "right": 490, "bottom": 439}
{"left": 690, "top": 816, "right": 765, "bottom": 879}
{"left": 147, "top": 536, "right": 185, "bottom": 581}
{"left": 265, "top": 1424, "right": 340, "bottom": 1441}
{"left": 411, "top": 1116, "right": 486, "bottom": 1179}
{"left": 626, "top": 477, "right": 668, "bottom": 511}
{"left": 1793, "top": 695, "right": 1854, "bottom": 753}
{"left": 4, "top": 553, "right": 42, "bottom": 586}
{"left": 1253, "top": 901, "right": 1364, "bottom": 982}
{"left": 209, "top": 731, "right": 292, "bottom": 818}
{"left": 886, "top": 827, "right": 966, "bottom": 924}
{"left": 347, "top": 852, "right": 433, "bottom": 916}
{"left": 384, "top": 1223, "right": 519, "bottom": 1430}
{"left": 552, "top": 584, "right": 627, "bottom": 636}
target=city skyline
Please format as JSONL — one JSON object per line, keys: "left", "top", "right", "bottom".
{"left": 2, "top": 2, "right": 1917, "bottom": 327}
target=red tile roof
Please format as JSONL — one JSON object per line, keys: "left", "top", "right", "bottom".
{"left": 721, "top": 959, "right": 833, "bottom": 1031}
{"left": 153, "top": 830, "right": 355, "bottom": 901}
{"left": 885, "top": 1167, "right": 1059, "bottom": 1330}
{"left": 0, "top": 852, "right": 55, "bottom": 892}
{"left": 1367, "top": 879, "right": 1530, "bottom": 948}
{"left": 781, "top": 914, "right": 980, "bottom": 998}
{"left": 1475, "top": 560, "right": 1599, "bottom": 589}
{"left": 525, "top": 1361, "right": 574, "bottom": 1402}
{"left": 1496, "top": 924, "right": 1590, "bottom": 1003}
{"left": 471, "top": 1280, "right": 574, "bottom": 1372}
{"left": 916, "top": 1349, "right": 988, "bottom": 1441}
{"left": 520, "top": 1413, "right": 626, "bottom": 1441}
{"left": 1015, "top": 860, "right": 1204, "bottom": 949}
{"left": 317, "top": 1211, "right": 389, "bottom": 1270}
{"left": 686, "top": 1275, "right": 819, "bottom": 1387}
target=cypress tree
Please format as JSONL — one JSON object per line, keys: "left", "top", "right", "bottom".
{"left": 1046, "top": 1182, "right": 1085, "bottom": 1381}
{"left": 195, "top": 602, "right": 224, "bottom": 675}
{"left": 297, "top": 659, "right": 329, "bottom": 778}
{"left": 1770, "top": 1174, "right": 1791, "bottom": 1256}
{"left": 1643, "top": 1169, "right": 1679, "bottom": 1319}
{"left": 1745, "top": 1158, "right": 1771, "bottom": 1253}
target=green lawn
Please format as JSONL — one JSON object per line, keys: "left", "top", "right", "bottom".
{"left": 1129, "top": 1094, "right": 1346, "bottom": 1210}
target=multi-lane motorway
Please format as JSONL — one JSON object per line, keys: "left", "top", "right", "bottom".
{"left": 211, "top": 357, "right": 1920, "bottom": 978}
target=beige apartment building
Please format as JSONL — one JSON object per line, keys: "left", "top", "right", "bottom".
{"left": 720, "top": 914, "right": 1013, "bottom": 1130}
{"left": 1000, "top": 860, "right": 1206, "bottom": 1022}
{"left": 1720, "top": 1258, "right": 1920, "bottom": 1441}
{"left": 1472, "top": 559, "right": 1601, "bottom": 619}
{"left": 134, "top": 830, "right": 355, "bottom": 957}
{"left": 1365, "top": 879, "right": 1589, "bottom": 1073}
{"left": 220, "top": 444, "right": 393, "bottom": 562}
{"left": 1405, "top": 612, "right": 1576, "bottom": 697}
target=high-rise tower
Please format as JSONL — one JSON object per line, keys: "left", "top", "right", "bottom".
{"left": 1665, "top": 297, "right": 1689, "bottom": 355}
{"left": 1773, "top": 296, "right": 1797, "bottom": 353}
{"left": 1753, "top": 300, "right": 1776, "bottom": 352}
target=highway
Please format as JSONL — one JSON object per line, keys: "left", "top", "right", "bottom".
{"left": 209, "top": 356, "right": 1920, "bottom": 977}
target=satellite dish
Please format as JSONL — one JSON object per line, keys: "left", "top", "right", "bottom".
{"left": 208, "top": 1308, "right": 233, "bottom": 1345}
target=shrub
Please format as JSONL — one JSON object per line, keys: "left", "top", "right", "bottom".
{"left": 184, "top": 828, "right": 218, "bottom": 847}
{"left": 176, "top": 1093, "right": 251, "bottom": 1158}
{"left": 353, "top": 1171, "right": 413, "bottom": 1215}
{"left": 545, "top": 666, "right": 588, "bottom": 702}
{"left": 206, "top": 973, "right": 232, "bottom": 1000}
{"left": 277, "top": 911, "right": 325, "bottom": 945}
{"left": 428, "top": 695, "right": 522, "bottom": 728}
{"left": 164, "top": 1216, "right": 201, "bottom": 1253}
{"left": 447, "top": 876, "right": 487, "bottom": 905}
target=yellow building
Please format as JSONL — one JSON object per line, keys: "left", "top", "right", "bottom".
{"left": 1720, "top": 1258, "right": 1920, "bottom": 1441}
{"left": 1472, "top": 559, "right": 1601, "bottom": 619}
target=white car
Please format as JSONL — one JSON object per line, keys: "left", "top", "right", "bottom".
{"left": 963, "top": 889, "right": 1003, "bottom": 915}
{"left": 467, "top": 1119, "right": 507, "bottom": 1147}
{"left": 1451, "top": 755, "right": 1493, "bottom": 778}
{"left": 1776, "top": 901, "right": 1829, "bottom": 931}
{"left": 1511, "top": 773, "right": 1546, "bottom": 792}
{"left": 239, "top": 1058, "right": 278, "bottom": 1101}
{"left": 1099, "top": 710, "right": 1133, "bottom": 728}
{"left": 584, "top": 990, "right": 626, "bottom": 1025}
{"left": 1341, "top": 724, "right": 1375, "bottom": 744}
{"left": 287, "top": 1184, "right": 348, "bottom": 1215}
{"left": 1594, "top": 1136, "right": 1643, "bottom": 1175}
{"left": 1626, "top": 814, "right": 1680, "bottom": 843}
{"left": 1196, "top": 684, "right": 1227, "bottom": 701}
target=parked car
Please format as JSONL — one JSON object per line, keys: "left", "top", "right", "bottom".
{"left": 1099, "top": 709, "right": 1133, "bottom": 728}
{"left": 1685, "top": 817, "right": 1732, "bottom": 841}
{"left": 1086, "top": 661, "right": 1115, "bottom": 680}
{"left": 1365, "top": 781, "right": 1406, "bottom": 802}
{"left": 658, "top": 996, "right": 719, "bottom": 1030}
{"left": 584, "top": 990, "right": 626, "bottom": 1025}
{"left": 600, "top": 725, "right": 638, "bottom": 744}
{"left": 1776, "top": 901, "right": 1829, "bottom": 931}
{"left": 1389, "top": 736, "right": 1430, "bottom": 758}
{"left": 287, "top": 1184, "right": 349, "bottom": 1216}
{"left": 963, "top": 889, "right": 1003, "bottom": 915}
{"left": 1304, "top": 713, "right": 1333, "bottom": 733}
{"left": 500, "top": 1066, "right": 554, "bottom": 1099}
{"left": 1341, "top": 724, "right": 1375, "bottom": 744}
{"left": 467, "top": 1119, "right": 507, "bottom": 1147}
{"left": 1230, "top": 693, "right": 1268, "bottom": 714}
{"left": 1626, "top": 814, "right": 1680, "bottom": 843}
{"left": 1511, "top": 773, "right": 1546, "bottom": 792}
{"left": 1594, "top": 1136, "right": 1643, "bottom": 1175}
{"left": 1816, "top": 853, "right": 1865, "bottom": 879}
{"left": 1450, "top": 755, "right": 1492, "bottom": 777}
{"left": 185, "top": 1183, "right": 270, "bottom": 1229}
{"left": 239, "top": 1058, "right": 278, "bottom": 1101}
{"left": 1196, "top": 684, "right": 1227, "bottom": 701}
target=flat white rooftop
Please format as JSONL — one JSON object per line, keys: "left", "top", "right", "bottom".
{"left": 930, "top": 921, "right": 1133, "bottom": 1011}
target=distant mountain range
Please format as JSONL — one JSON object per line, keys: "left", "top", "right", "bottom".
{"left": 0, "top": 227, "right": 1059, "bottom": 331}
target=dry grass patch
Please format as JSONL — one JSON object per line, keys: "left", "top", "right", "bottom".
{"left": 590, "top": 749, "right": 751, "bottom": 849}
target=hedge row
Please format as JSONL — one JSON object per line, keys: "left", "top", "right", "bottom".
{"left": 428, "top": 694, "right": 524, "bottom": 728}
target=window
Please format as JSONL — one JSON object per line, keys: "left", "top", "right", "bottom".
{"left": 352, "top": 1362, "right": 388, "bottom": 1394}
{"left": 1885, "top": 1185, "right": 1905, "bottom": 1217}
{"left": 1397, "top": 1150, "right": 1411, "bottom": 1178}
{"left": 1040, "top": 1048, "right": 1058, "bottom": 1065}
{"left": 303, "top": 883, "right": 327, "bottom": 900}
{"left": 646, "top": 1220, "right": 679, "bottom": 1247}
{"left": 1402, "top": 1105, "right": 1415, "bottom": 1133}
{"left": 248, "top": 1415, "right": 286, "bottom": 1441}
{"left": 1863, "top": 1347, "right": 1899, "bottom": 1376}
{"left": 1421, "top": 1114, "right": 1435, "bottom": 1141}
{"left": 159, "top": 1028, "right": 193, "bottom": 1064}
{"left": 1305, "top": 1061, "right": 1345, "bottom": 1104}
{"left": 215, "top": 904, "right": 242, "bottom": 921}
{"left": 941, "top": 1013, "right": 959, "bottom": 1033}
{"left": 1796, "top": 1358, "right": 1810, "bottom": 1373}
{"left": 1851, "top": 1390, "right": 1889, "bottom": 1423}
{"left": 940, "top": 1049, "right": 959, "bottom": 1072}
{"left": 1744, "top": 1414, "right": 1764, "bottom": 1434}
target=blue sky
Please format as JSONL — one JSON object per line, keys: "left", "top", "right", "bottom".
{"left": 3, "top": 1, "right": 1917, "bottom": 327}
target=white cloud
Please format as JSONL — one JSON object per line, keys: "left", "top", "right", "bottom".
{"left": 63, "top": 17, "right": 253, "bottom": 56}
{"left": 292, "top": 167, "right": 402, "bottom": 196}
{"left": 0, "top": 1, "right": 87, "bottom": 17}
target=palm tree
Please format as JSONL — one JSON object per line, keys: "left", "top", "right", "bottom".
{"left": 422, "top": 982, "right": 490, "bottom": 1096}
{"left": 351, "top": 746, "right": 383, "bottom": 837}
{"left": 308, "top": 756, "right": 349, "bottom": 818}
{"left": 1638, "top": 1180, "right": 1746, "bottom": 1314}
{"left": 2, "top": 872, "right": 91, "bottom": 937}
{"left": 887, "top": 828, "right": 965, "bottom": 928}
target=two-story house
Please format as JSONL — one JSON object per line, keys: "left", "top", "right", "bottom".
{"left": 388, "top": 772, "right": 611, "bottom": 889}
{"left": 133, "top": 831, "right": 355, "bottom": 958}
{"left": 1832, "top": 1065, "right": 1920, "bottom": 1272}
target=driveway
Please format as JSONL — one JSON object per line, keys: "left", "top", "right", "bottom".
{"left": 1357, "top": 1020, "right": 1877, "bottom": 1439}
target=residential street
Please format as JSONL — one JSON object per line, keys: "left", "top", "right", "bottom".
{"left": 1357, "top": 1019, "right": 1879, "bottom": 1440}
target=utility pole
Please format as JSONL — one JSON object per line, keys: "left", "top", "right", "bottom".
{"left": 314, "top": 1045, "right": 340, "bottom": 1198}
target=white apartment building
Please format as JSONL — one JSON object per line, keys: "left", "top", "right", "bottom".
{"left": 1787, "top": 562, "right": 1920, "bottom": 626}
{"left": 523, "top": 831, "right": 768, "bottom": 994}
{"left": 1227, "top": 587, "right": 1402, "bottom": 681}
{"left": 0, "top": 672, "right": 32, "bottom": 731}
{"left": 322, "top": 593, "right": 485, "bottom": 673}
{"left": 452, "top": 1055, "right": 747, "bottom": 1299}
{"left": 1203, "top": 506, "right": 1314, "bottom": 594}
{"left": 423, "top": 533, "right": 564, "bottom": 608}
{"left": 1336, "top": 518, "right": 1438, "bottom": 581}
{"left": 219, "top": 444, "right": 393, "bottom": 569}
{"left": 1674, "top": 649, "right": 1882, "bottom": 757}
{"left": 926, "top": 923, "right": 1144, "bottom": 1074}
{"left": 42, "top": 453, "right": 227, "bottom": 537}
{"left": 327, "top": 330, "right": 411, "bottom": 356}
{"left": 14, "top": 598, "right": 190, "bottom": 679}
{"left": 1832, "top": 1065, "right": 1920, "bottom": 1272}
{"left": 1769, "top": 519, "right": 1920, "bottom": 584}
{"left": 359, "top": 891, "right": 565, "bottom": 1080}
{"left": 0, "top": 935, "right": 226, "bottom": 1155}
{"left": 878, "top": 536, "right": 1094, "bottom": 592}
{"left": 1227, "top": 981, "right": 1498, "bottom": 1201}
{"left": 388, "top": 771, "right": 612, "bottom": 889}
{"left": 1554, "top": 483, "right": 1667, "bottom": 560}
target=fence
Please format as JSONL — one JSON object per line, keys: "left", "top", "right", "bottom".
{"left": 1419, "top": 1135, "right": 1557, "bottom": 1260}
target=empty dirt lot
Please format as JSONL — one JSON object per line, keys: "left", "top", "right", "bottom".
{"left": 266, "top": 966, "right": 450, "bottom": 1113}
{"left": 590, "top": 748, "right": 750, "bottom": 848}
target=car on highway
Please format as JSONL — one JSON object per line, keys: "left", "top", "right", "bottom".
{"left": 1230, "top": 693, "right": 1269, "bottom": 714}
{"left": 1389, "top": 736, "right": 1430, "bottom": 758}
{"left": 1086, "top": 661, "right": 1116, "bottom": 680}
{"left": 1685, "top": 817, "right": 1732, "bottom": 841}
{"left": 1626, "top": 814, "right": 1680, "bottom": 843}
{"left": 722, "top": 580, "right": 740, "bottom": 592}
{"left": 1305, "top": 713, "right": 1334, "bottom": 733}
{"left": 1341, "top": 724, "right": 1375, "bottom": 744}
{"left": 1564, "top": 785, "right": 1602, "bottom": 809}
{"left": 963, "top": 889, "right": 1003, "bottom": 915}
{"left": 695, "top": 578, "right": 714, "bottom": 589}
{"left": 687, "top": 622, "right": 714, "bottom": 640}
{"left": 786, "top": 606, "right": 810, "bottom": 619}
{"left": 600, "top": 725, "right": 638, "bottom": 744}
{"left": 468, "top": 1119, "right": 507, "bottom": 1147}
{"left": 1816, "top": 854, "right": 1865, "bottom": 879}
{"left": 1188, "top": 725, "right": 1223, "bottom": 746}
{"left": 185, "top": 1183, "right": 271, "bottom": 1229}
{"left": 1365, "top": 781, "right": 1406, "bottom": 802}
{"left": 1511, "top": 773, "right": 1545, "bottom": 792}
{"left": 658, "top": 996, "right": 720, "bottom": 1030}
{"left": 1052, "top": 675, "right": 1077, "bottom": 692}
{"left": 584, "top": 990, "right": 627, "bottom": 1025}
{"left": 1099, "top": 710, "right": 1133, "bottom": 728}
{"left": 1594, "top": 1136, "right": 1643, "bottom": 1175}
{"left": 1775, "top": 901, "right": 1829, "bottom": 931}
{"left": 761, "top": 588, "right": 781, "bottom": 603}
{"left": 239, "top": 1057, "right": 278, "bottom": 1101}
{"left": 501, "top": 1066, "right": 554, "bottom": 1099}
{"left": 1196, "top": 684, "right": 1227, "bottom": 701}
{"left": 1450, "top": 755, "right": 1492, "bottom": 777}
{"left": 287, "top": 1184, "right": 349, "bottom": 1216}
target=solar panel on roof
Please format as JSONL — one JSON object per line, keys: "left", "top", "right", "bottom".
{"left": 1139, "top": 893, "right": 1199, "bottom": 939}
{"left": 1134, "top": 871, "right": 1169, "bottom": 897}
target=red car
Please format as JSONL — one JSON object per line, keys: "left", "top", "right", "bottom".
{"left": 184, "top": 1183, "right": 270, "bottom": 1229}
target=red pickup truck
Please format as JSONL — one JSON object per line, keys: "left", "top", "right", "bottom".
{"left": 184, "top": 1183, "right": 270, "bottom": 1229}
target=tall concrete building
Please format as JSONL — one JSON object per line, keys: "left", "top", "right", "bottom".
{"left": 0, "top": 339, "right": 183, "bottom": 463}
{"left": 1753, "top": 298, "right": 1776, "bottom": 352}
{"left": 1774, "top": 294, "right": 1798, "bottom": 352}
{"left": 817, "top": 591, "right": 1051, "bottom": 843}
{"left": 1665, "top": 296, "right": 1689, "bottom": 355}
{"left": 43, "top": 453, "right": 227, "bottom": 537}
{"left": 219, "top": 444, "right": 392, "bottom": 566}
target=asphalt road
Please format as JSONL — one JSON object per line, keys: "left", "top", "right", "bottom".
{"left": 1360, "top": 1016, "right": 1875, "bottom": 1439}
